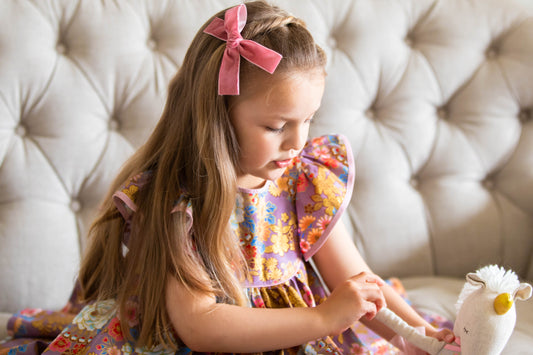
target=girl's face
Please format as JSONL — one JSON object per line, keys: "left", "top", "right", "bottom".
{"left": 229, "top": 69, "right": 325, "bottom": 189}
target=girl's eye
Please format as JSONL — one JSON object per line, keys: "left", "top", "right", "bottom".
{"left": 266, "top": 126, "right": 284, "bottom": 133}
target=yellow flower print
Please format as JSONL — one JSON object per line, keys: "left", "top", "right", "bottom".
{"left": 271, "top": 268, "right": 283, "bottom": 281}
{"left": 288, "top": 212, "right": 297, "bottom": 226}
{"left": 268, "top": 182, "right": 282, "bottom": 197}
{"left": 266, "top": 221, "right": 290, "bottom": 256}
{"left": 298, "top": 215, "right": 316, "bottom": 231}
{"left": 265, "top": 257, "right": 278, "bottom": 271}
{"left": 123, "top": 184, "right": 139, "bottom": 200}
{"left": 281, "top": 260, "right": 297, "bottom": 278}
{"left": 276, "top": 177, "right": 289, "bottom": 194}
{"left": 311, "top": 167, "right": 345, "bottom": 215}
{"left": 249, "top": 255, "right": 264, "bottom": 272}
{"left": 281, "top": 213, "right": 289, "bottom": 223}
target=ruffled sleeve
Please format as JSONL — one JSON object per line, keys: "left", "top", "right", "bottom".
{"left": 112, "top": 171, "right": 194, "bottom": 253}
{"left": 112, "top": 172, "right": 151, "bottom": 220}
{"left": 294, "top": 134, "right": 355, "bottom": 260}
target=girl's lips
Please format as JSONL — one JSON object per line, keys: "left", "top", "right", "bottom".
{"left": 275, "top": 159, "right": 292, "bottom": 168}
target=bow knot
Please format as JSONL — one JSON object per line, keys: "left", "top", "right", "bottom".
{"left": 203, "top": 4, "right": 283, "bottom": 95}
{"left": 227, "top": 35, "right": 242, "bottom": 49}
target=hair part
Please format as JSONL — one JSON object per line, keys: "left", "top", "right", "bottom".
{"left": 78, "top": 0, "right": 326, "bottom": 350}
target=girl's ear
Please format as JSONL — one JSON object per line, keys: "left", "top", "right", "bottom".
{"left": 466, "top": 272, "right": 486, "bottom": 287}
{"left": 514, "top": 283, "right": 532, "bottom": 301}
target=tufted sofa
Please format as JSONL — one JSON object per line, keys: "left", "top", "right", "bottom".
{"left": 1, "top": 0, "right": 532, "bottom": 352}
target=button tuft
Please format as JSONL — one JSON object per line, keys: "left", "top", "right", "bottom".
{"left": 70, "top": 199, "right": 82, "bottom": 212}
{"left": 519, "top": 109, "right": 530, "bottom": 123}
{"left": 483, "top": 179, "right": 495, "bottom": 190}
{"left": 56, "top": 43, "right": 67, "bottom": 55}
{"left": 404, "top": 36, "right": 414, "bottom": 48}
{"left": 365, "top": 108, "right": 376, "bottom": 120}
{"left": 147, "top": 38, "right": 157, "bottom": 50}
{"left": 437, "top": 107, "right": 448, "bottom": 119}
{"left": 486, "top": 48, "right": 497, "bottom": 59}
{"left": 15, "top": 124, "right": 27, "bottom": 137}
{"left": 410, "top": 177, "right": 419, "bottom": 188}
{"left": 109, "top": 118, "right": 120, "bottom": 131}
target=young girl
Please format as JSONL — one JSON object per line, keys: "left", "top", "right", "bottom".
{"left": 3, "top": 1, "right": 454, "bottom": 354}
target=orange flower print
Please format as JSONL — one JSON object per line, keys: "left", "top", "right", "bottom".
{"left": 49, "top": 334, "right": 71, "bottom": 352}
{"left": 298, "top": 215, "right": 315, "bottom": 232}
{"left": 307, "top": 228, "right": 322, "bottom": 245}
{"left": 108, "top": 317, "right": 124, "bottom": 341}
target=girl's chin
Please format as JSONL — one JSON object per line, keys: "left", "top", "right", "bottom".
{"left": 237, "top": 170, "right": 285, "bottom": 189}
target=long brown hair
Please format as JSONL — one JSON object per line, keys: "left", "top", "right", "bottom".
{"left": 78, "top": 0, "right": 326, "bottom": 349}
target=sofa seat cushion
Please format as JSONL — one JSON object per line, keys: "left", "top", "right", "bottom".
{"left": 0, "top": 312, "right": 10, "bottom": 342}
{"left": 403, "top": 276, "right": 533, "bottom": 354}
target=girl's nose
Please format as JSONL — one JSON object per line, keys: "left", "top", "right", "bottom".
{"left": 283, "top": 124, "right": 308, "bottom": 153}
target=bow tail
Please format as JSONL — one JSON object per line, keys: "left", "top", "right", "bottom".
{"left": 219, "top": 49, "right": 241, "bottom": 95}
{"left": 240, "top": 40, "right": 283, "bottom": 74}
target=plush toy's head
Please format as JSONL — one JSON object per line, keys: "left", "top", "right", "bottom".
{"left": 453, "top": 265, "right": 532, "bottom": 355}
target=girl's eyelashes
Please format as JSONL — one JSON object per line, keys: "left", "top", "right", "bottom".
{"left": 265, "top": 115, "right": 314, "bottom": 133}
{"left": 266, "top": 126, "right": 284, "bottom": 133}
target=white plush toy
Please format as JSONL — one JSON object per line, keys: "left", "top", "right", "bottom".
{"left": 376, "top": 265, "right": 532, "bottom": 355}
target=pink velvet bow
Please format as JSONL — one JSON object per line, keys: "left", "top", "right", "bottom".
{"left": 203, "top": 4, "right": 283, "bottom": 95}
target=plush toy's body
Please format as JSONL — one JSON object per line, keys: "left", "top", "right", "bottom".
{"left": 376, "top": 265, "right": 532, "bottom": 355}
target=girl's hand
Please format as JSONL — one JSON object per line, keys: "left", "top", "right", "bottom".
{"left": 317, "top": 271, "right": 386, "bottom": 335}
{"left": 428, "top": 327, "right": 455, "bottom": 343}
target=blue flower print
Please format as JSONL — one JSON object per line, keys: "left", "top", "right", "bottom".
{"left": 265, "top": 201, "right": 276, "bottom": 225}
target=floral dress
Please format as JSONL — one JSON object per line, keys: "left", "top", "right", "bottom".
{"left": 1, "top": 135, "right": 453, "bottom": 355}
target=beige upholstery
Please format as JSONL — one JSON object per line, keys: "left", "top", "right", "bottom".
{"left": 1, "top": 0, "right": 532, "bottom": 351}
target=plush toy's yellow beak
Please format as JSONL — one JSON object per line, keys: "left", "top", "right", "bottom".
{"left": 494, "top": 293, "right": 513, "bottom": 315}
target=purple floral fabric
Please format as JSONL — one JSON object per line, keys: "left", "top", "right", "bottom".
{"left": 1, "top": 135, "right": 451, "bottom": 355}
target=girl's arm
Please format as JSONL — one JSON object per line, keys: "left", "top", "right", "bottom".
{"left": 165, "top": 267, "right": 385, "bottom": 352}
{"left": 312, "top": 220, "right": 454, "bottom": 342}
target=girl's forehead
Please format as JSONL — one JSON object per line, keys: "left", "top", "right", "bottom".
{"left": 235, "top": 68, "right": 325, "bottom": 110}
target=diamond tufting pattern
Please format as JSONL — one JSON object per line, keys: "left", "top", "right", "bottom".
{"left": 0, "top": 0, "right": 532, "bottom": 327}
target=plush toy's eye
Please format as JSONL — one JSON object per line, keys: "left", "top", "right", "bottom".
{"left": 463, "top": 327, "right": 469, "bottom": 335}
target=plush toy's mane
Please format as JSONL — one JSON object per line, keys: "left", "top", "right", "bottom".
{"left": 455, "top": 265, "right": 520, "bottom": 312}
